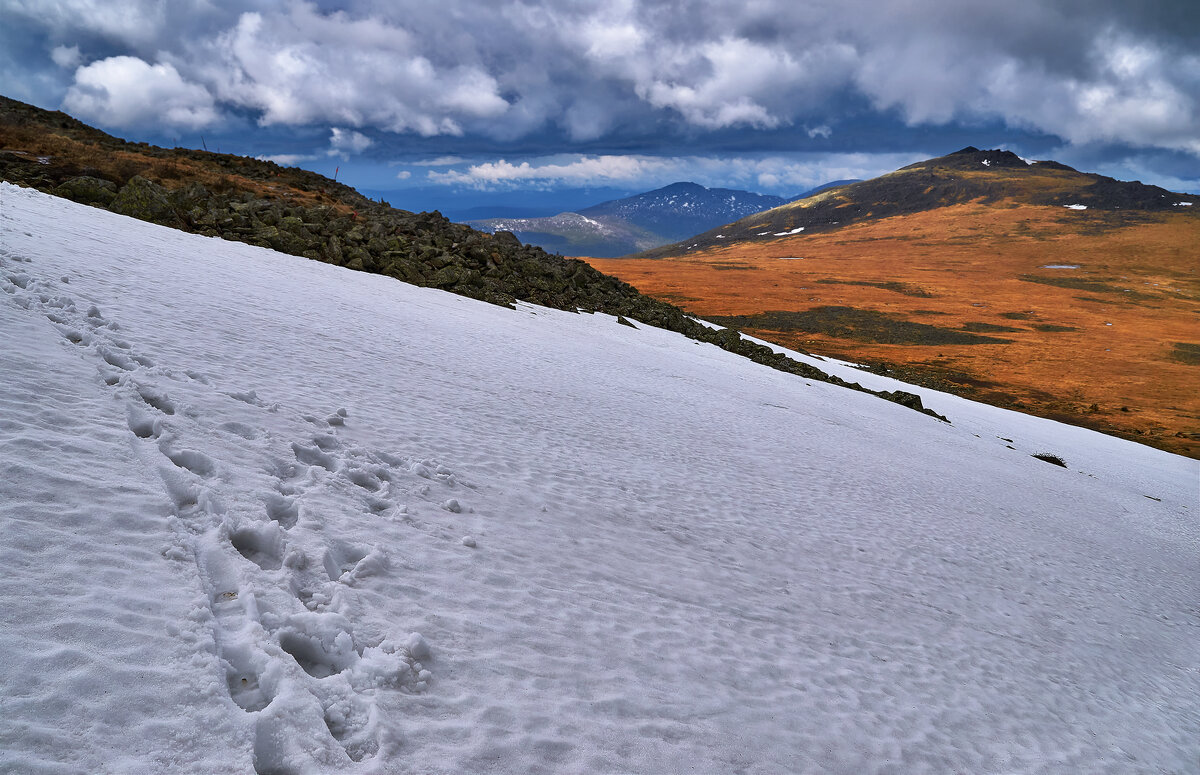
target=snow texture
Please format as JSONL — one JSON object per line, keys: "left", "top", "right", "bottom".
{"left": 1, "top": 183, "right": 1197, "bottom": 774}
{"left": 1063, "top": 203, "right": 1088, "bottom": 210}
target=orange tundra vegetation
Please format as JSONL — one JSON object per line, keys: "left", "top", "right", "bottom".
{"left": 588, "top": 202, "right": 1200, "bottom": 457}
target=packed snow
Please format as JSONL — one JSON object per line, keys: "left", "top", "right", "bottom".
{"left": 1175, "top": 201, "right": 1193, "bottom": 206}
{"left": 1, "top": 183, "right": 1197, "bottom": 774}
{"left": 1063, "top": 204, "right": 1089, "bottom": 210}
{"left": 773, "top": 226, "right": 805, "bottom": 236}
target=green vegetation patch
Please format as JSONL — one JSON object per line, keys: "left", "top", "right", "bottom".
{"left": 704, "top": 306, "right": 1013, "bottom": 346}
{"left": 1170, "top": 342, "right": 1200, "bottom": 365}
{"left": 1021, "top": 274, "right": 1156, "bottom": 300}
{"left": 963, "top": 321, "right": 1024, "bottom": 333}
{"left": 656, "top": 293, "right": 701, "bottom": 304}
{"left": 1032, "top": 323, "right": 1078, "bottom": 332}
{"left": 815, "top": 279, "right": 934, "bottom": 297}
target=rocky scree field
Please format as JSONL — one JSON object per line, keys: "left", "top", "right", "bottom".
{"left": 0, "top": 94, "right": 942, "bottom": 421}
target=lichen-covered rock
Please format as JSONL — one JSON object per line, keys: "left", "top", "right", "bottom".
{"left": 492, "top": 230, "right": 522, "bottom": 248}
{"left": 431, "top": 264, "right": 469, "bottom": 288}
{"left": 343, "top": 246, "right": 372, "bottom": 270}
{"left": 253, "top": 225, "right": 309, "bottom": 256}
{"left": 109, "top": 176, "right": 183, "bottom": 228}
{"left": 54, "top": 176, "right": 117, "bottom": 207}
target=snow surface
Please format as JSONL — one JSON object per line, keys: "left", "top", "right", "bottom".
{"left": 1064, "top": 204, "right": 1088, "bottom": 210}
{"left": 1175, "top": 201, "right": 1193, "bottom": 206}
{"left": 773, "top": 226, "right": 805, "bottom": 236}
{"left": 1, "top": 183, "right": 1197, "bottom": 774}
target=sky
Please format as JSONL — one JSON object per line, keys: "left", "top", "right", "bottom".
{"left": 3, "top": 0, "right": 1199, "bottom": 214}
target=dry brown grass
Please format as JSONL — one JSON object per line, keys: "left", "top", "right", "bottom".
{"left": 588, "top": 202, "right": 1200, "bottom": 457}
{"left": 0, "top": 124, "right": 353, "bottom": 213}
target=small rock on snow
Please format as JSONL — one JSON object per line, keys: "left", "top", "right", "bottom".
{"left": 406, "top": 632, "right": 431, "bottom": 660}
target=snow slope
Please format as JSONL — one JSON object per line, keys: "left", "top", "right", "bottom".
{"left": 1, "top": 183, "right": 1196, "bottom": 774}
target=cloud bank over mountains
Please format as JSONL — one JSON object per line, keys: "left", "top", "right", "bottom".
{"left": 3, "top": 0, "right": 1198, "bottom": 192}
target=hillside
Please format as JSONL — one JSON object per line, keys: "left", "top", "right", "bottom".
{"left": 0, "top": 95, "right": 947, "bottom": 421}
{"left": 3, "top": 183, "right": 1196, "bottom": 773}
{"left": 590, "top": 149, "right": 1200, "bottom": 456}
{"left": 469, "top": 209, "right": 665, "bottom": 258}
{"left": 468, "top": 182, "right": 787, "bottom": 257}
{"left": 638, "top": 148, "right": 1196, "bottom": 258}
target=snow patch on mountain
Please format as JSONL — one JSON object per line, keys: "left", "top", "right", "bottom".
{"left": 1, "top": 183, "right": 1196, "bottom": 774}
{"left": 469, "top": 181, "right": 787, "bottom": 256}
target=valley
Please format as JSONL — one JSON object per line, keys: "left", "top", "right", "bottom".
{"left": 590, "top": 199, "right": 1200, "bottom": 456}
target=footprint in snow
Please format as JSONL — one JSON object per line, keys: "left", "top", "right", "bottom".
{"left": 230, "top": 523, "right": 286, "bottom": 571}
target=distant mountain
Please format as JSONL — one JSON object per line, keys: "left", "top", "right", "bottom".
{"left": 468, "top": 182, "right": 788, "bottom": 257}
{"left": 581, "top": 182, "right": 788, "bottom": 240}
{"left": 589, "top": 147, "right": 1200, "bottom": 456}
{"left": 639, "top": 147, "right": 1194, "bottom": 258}
{"left": 359, "top": 185, "right": 638, "bottom": 222}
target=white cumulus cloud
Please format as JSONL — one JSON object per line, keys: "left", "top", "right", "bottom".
{"left": 424, "top": 151, "right": 926, "bottom": 193}
{"left": 428, "top": 155, "right": 674, "bottom": 188}
{"left": 63, "top": 56, "right": 219, "bottom": 129}
{"left": 5, "top": 0, "right": 1196, "bottom": 163}
{"left": 50, "top": 45, "right": 81, "bottom": 69}
{"left": 196, "top": 7, "right": 509, "bottom": 136}
{"left": 327, "top": 127, "right": 373, "bottom": 158}
{"left": 256, "top": 153, "right": 316, "bottom": 167}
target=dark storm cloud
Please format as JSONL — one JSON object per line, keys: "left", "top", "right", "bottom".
{"left": 1, "top": 0, "right": 1197, "bottom": 189}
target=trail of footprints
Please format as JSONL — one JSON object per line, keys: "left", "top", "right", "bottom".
{"left": 2, "top": 260, "right": 469, "bottom": 772}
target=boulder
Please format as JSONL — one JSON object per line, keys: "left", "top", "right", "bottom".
{"left": 54, "top": 176, "right": 117, "bottom": 207}
{"left": 108, "top": 176, "right": 183, "bottom": 228}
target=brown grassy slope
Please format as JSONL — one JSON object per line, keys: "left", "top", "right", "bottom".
{"left": 0, "top": 96, "right": 366, "bottom": 212}
{"left": 638, "top": 147, "right": 1191, "bottom": 258}
{"left": 0, "top": 95, "right": 958, "bottom": 423}
{"left": 589, "top": 201, "right": 1200, "bottom": 457}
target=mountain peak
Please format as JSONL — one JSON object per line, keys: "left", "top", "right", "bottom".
{"left": 637, "top": 148, "right": 1197, "bottom": 259}
{"left": 466, "top": 181, "right": 789, "bottom": 257}
{"left": 652, "top": 181, "right": 709, "bottom": 194}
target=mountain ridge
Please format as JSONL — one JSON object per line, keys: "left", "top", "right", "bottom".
{"left": 468, "top": 181, "right": 789, "bottom": 257}
{"left": 637, "top": 147, "right": 1197, "bottom": 259}
{"left": 588, "top": 149, "right": 1200, "bottom": 456}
